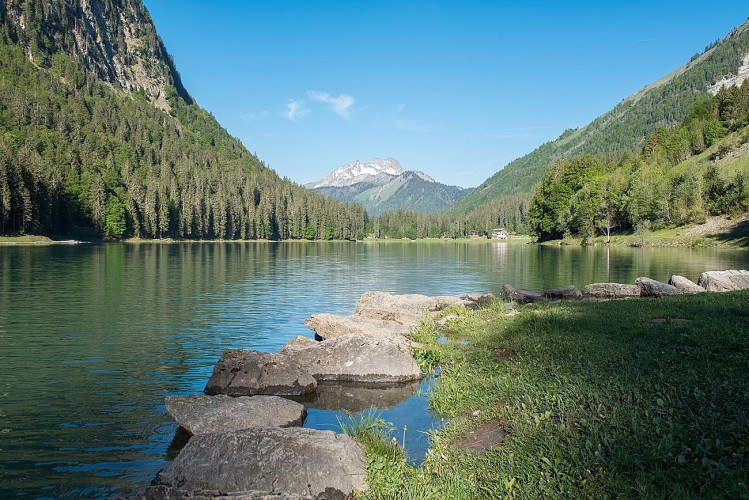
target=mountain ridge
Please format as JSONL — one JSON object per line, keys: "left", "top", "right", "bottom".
{"left": 307, "top": 157, "right": 471, "bottom": 215}
{"left": 453, "top": 18, "right": 749, "bottom": 217}
{"left": 0, "top": 0, "right": 367, "bottom": 240}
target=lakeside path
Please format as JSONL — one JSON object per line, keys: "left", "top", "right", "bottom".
{"left": 359, "top": 289, "right": 749, "bottom": 498}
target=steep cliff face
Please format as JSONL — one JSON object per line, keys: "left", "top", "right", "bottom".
{"left": 0, "top": 0, "right": 191, "bottom": 110}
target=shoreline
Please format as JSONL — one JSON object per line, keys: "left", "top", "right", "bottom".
{"left": 358, "top": 283, "right": 749, "bottom": 497}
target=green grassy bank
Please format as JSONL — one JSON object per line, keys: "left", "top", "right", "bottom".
{"left": 352, "top": 293, "right": 749, "bottom": 498}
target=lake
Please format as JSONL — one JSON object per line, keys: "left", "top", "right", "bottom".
{"left": 1, "top": 241, "right": 748, "bottom": 497}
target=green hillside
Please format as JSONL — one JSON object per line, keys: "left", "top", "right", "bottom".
{"left": 453, "top": 18, "right": 749, "bottom": 218}
{"left": 526, "top": 80, "right": 749, "bottom": 242}
{"left": 0, "top": 0, "right": 367, "bottom": 240}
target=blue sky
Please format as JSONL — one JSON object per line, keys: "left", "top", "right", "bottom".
{"left": 143, "top": 1, "right": 748, "bottom": 188}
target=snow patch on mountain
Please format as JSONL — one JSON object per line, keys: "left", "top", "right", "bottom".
{"left": 306, "top": 158, "right": 405, "bottom": 188}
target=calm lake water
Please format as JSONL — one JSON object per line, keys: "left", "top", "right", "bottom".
{"left": 1, "top": 241, "right": 748, "bottom": 497}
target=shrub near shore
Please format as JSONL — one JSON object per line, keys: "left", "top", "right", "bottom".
{"left": 356, "top": 292, "right": 749, "bottom": 498}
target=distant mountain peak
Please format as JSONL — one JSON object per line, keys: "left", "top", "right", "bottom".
{"left": 408, "top": 170, "right": 436, "bottom": 183}
{"left": 306, "top": 157, "right": 405, "bottom": 188}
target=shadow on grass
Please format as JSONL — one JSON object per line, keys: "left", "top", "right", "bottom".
{"left": 467, "top": 292, "right": 749, "bottom": 497}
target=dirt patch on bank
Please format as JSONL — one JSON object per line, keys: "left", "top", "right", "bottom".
{"left": 453, "top": 420, "right": 508, "bottom": 453}
{"left": 680, "top": 215, "right": 749, "bottom": 236}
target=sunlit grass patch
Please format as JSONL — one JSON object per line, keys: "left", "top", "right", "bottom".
{"left": 362, "top": 291, "right": 749, "bottom": 498}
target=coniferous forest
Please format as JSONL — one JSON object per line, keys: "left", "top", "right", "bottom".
{"left": 0, "top": 1, "right": 367, "bottom": 240}
{"left": 0, "top": 1, "right": 747, "bottom": 242}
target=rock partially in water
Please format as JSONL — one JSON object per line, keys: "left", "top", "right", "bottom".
{"left": 279, "top": 336, "right": 318, "bottom": 353}
{"left": 147, "top": 428, "right": 367, "bottom": 499}
{"left": 309, "top": 379, "right": 422, "bottom": 413}
{"left": 583, "top": 283, "right": 640, "bottom": 299}
{"left": 204, "top": 350, "right": 317, "bottom": 397}
{"left": 500, "top": 284, "right": 546, "bottom": 304}
{"left": 544, "top": 285, "right": 582, "bottom": 300}
{"left": 283, "top": 332, "right": 422, "bottom": 384}
{"left": 668, "top": 275, "right": 706, "bottom": 294}
{"left": 165, "top": 395, "right": 306, "bottom": 435}
{"left": 636, "top": 277, "right": 679, "bottom": 297}
{"left": 354, "top": 291, "right": 493, "bottom": 329}
{"left": 305, "top": 313, "right": 411, "bottom": 340}
{"left": 697, "top": 270, "right": 749, "bottom": 292}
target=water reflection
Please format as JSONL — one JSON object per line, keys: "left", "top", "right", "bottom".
{"left": 0, "top": 242, "right": 747, "bottom": 496}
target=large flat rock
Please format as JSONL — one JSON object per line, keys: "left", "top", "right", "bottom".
{"left": 544, "top": 285, "right": 582, "bottom": 300}
{"left": 636, "top": 277, "right": 679, "bottom": 297}
{"left": 583, "top": 283, "right": 640, "bottom": 299}
{"left": 147, "top": 427, "right": 367, "bottom": 499}
{"left": 669, "top": 275, "right": 706, "bottom": 294}
{"left": 204, "top": 350, "right": 317, "bottom": 397}
{"left": 165, "top": 395, "right": 306, "bottom": 435}
{"left": 353, "top": 291, "right": 494, "bottom": 329}
{"left": 501, "top": 284, "right": 546, "bottom": 304}
{"left": 305, "top": 313, "right": 411, "bottom": 340}
{"left": 697, "top": 270, "right": 749, "bottom": 292}
{"left": 283, "top": 332, "right": 422, "bottom": 384}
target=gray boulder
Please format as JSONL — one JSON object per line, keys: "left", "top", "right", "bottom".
{"left": 500, "top": 284, "right": 546, "bottom": 304}
{"left": 165, "top": 395, "right": 306, "bottom": 435}
{"left": 697, "top": 270, "right": 749, "bottom": 292}
{"left": 668, "top": 275, "right": 706, "bottom": 294}
{"left": 636, "top": 277, "right": 680, "bottom": 297}
{"left": 283, "top": 332, "right": 422, "bottom": 384}
{"left": 583, "top": 283, "right": 640, "bottom": 299}
{"left": 353, "top": 291, "right": 493, "bottom": 329}
{"left": 304, "top": 313, "right": 411, "bottom": 340}
{"left": 458, "top": 293, "right": 496, "bottom": 309}
{"left": 545, "top": 285, "right": 582, "bottom": 300}
{"left": 204, "top": 350, "right": 317, "bottom": 397}
{"left": 148, "top": 428, "right": 367, "bottom": 499}
{"left": 279, "top": 336, "right": 318, "bottom": 353}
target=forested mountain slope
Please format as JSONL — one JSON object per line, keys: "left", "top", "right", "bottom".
{"left": 0, "top": 0, "right": 366, "bottom": 240}
{"left": 453, "top": 19, "right": 749, "bottom": 219}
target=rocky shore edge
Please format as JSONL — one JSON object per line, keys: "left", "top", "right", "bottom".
{"left": 131, "top": 270, "right": 748, "bottom": 499}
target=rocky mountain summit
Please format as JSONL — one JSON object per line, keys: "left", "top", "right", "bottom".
{"left": 0, "top": 0, "right": 191, "bottom": 111}
{"left": 307, "top": 157, "right": 472, "bottom": 215}
{"left": 306, "top": 157, "right": 405, "bottom": 189}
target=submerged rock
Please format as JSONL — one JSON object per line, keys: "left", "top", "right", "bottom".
{"left": 204, "top": 350, "right": 317, "bottom": 397}
{"left": 636, "top": 277, "right": 679, "bottom": 297}
{"left": 697, "top": 270, "right": 749, "bottom": 292}
{"left": 668, "top": 275, "right": 706, "bottom": 294}
{"left": 283, "top": 332, "right": 422, "bottom": 384}
{"left": 583, "top": 283, "right": 640, "bottom": 299}
{"left": 147, "top": 427, "right": 367, "bottom": 499}
{"left": 165, "top": 395, "right": 306, "bottom": 435}
{"left": 309, "top": 379, "right": 422, "bottom": 413}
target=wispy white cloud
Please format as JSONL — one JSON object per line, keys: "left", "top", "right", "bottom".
{"left": 391, "top": 104, "right": 430, "bottom": 133}
{"left": 307, "top": 90, "right": 355, "bottom": 120}
{"left": 240, "top": 110, "right": 269, "bottom": 123}
{"left": 285, "top": 99, "right": 310, "bottom": 122}
{"left": 378, "top": 104, "right": 430, "bottom": 133}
